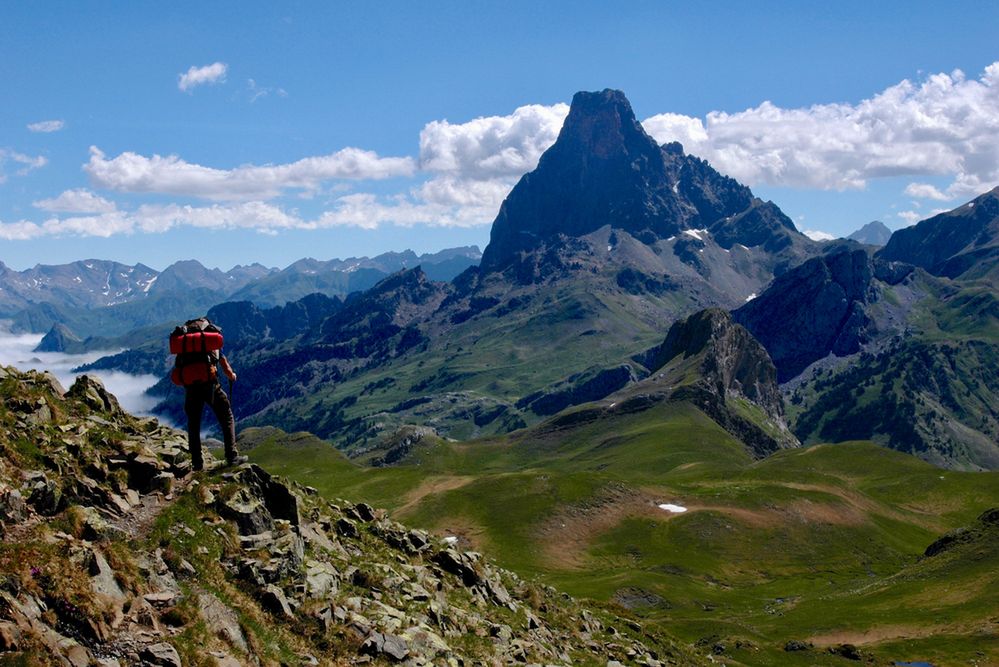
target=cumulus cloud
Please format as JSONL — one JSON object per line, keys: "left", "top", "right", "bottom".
{"left": 412, "top": 102, "right": 570, "bottom": 218}
{"left": 84, "top": 146, "right": 416, "bottom": 200}
{"left": 802, "top": 229, "right": 836, "bottom": 241}
{"left": 178, "top": 62, "right": 228, "bottom": 92}
{"left": 27, "top": 119, "right": 65, "bottom": 133}
{"left": 419, "top": 103, "right": 569, "bottom": 179}
{"left": 0, "top": 149, "right": 47, "bottom": 182}
{"left": 904, "top": 182, "right": 950, "bottom": 201}
{"left": 33, "top": 188, "right": 117, "bottom": 214}
{"left": 643, "top": 63, "right": 999, "bottom": 198}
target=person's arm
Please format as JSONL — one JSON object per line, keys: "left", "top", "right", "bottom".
{"left": 220, "top": 354, "right": 237, "bottom": 382}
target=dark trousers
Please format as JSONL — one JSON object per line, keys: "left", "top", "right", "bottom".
{"left": 184, "top": 381, "right": 236, "bottom": 468}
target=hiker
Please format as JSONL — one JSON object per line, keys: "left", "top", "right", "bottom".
{"left": 169, "top": 317, "right": 246, "bottom": 471}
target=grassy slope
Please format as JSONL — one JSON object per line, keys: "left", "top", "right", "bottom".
{"left": 246, "top": 403, "right": 999, "bottom": 666}
{"left": 252, "top": 276, "right": 679, "bottom": 447}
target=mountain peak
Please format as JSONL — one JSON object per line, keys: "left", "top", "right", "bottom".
{"left": 479, "top": 89, "right": 810, "bottom": 276}
{"left": 551, "top": 89, "right": 652, "bottom": 159}
{"left": 847, "top": 220, "right": 892, "bottom": 246}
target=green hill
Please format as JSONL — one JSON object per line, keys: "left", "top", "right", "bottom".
{"left": 245, "top": 399, "right": 999, "bottom": 665}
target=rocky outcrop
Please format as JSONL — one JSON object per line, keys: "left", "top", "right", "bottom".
{"left": 643, "top": 308, "right": 796, "bottom": 456}
{"left": 734, "top": 248, "right": 877, "bottom": 382}
{"left": 653, "top": 309, "right": 784, "bottom": 420}
{"left": 924, "top": 507, "right": 999, "bottom": 557}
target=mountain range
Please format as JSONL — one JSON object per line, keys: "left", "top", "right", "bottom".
{"left": 60, "top": 88, "right": 999, "bottom": 472}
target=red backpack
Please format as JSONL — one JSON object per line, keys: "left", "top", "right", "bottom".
{"left": 170, "top": 318, "right": 224, "bottom": 386}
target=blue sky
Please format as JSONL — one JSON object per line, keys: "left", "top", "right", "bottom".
{"left": 2, "top": 1, "right": 998, "bottom": 270}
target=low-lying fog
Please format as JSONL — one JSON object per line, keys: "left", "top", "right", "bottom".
{"left": 0, "top": 331, "right": 160, "bottom": 417}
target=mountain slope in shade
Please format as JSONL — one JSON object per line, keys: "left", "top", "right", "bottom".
{"left": 877, "top": 186, "right": 999, "bottom": 278}
{"left": 847, "top": 220, "right": 892, "bottom": 246}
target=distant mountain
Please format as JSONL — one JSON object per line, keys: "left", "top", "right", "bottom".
{"left": 0, "top": 259, "right": 158, "bottom": 314}
{"left": 147, "top": 259, "right": 274, "bottom": 296}
{"left": 224, "top": 247, "right": 481, "bottom": 308}
{"left": 878, "top": 186, "right": 999, "bottom": 278}
{"left": 0, "top": 247, "right": 481, "bottom": 336}
{"left": 847, "top": 220, "right": 893, "bottom": 246}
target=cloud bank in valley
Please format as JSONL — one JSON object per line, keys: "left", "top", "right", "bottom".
{"left": 3, "top": 62, "right": 997, "bottom": 239}
{"left": 0, "top": 332, "right": 160, "bottom": 417}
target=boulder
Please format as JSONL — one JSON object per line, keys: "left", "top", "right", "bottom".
{"left": 260, "top": 584, "right": 294, "bottom": 619}
{"left": 198, "top": 592, "right": 249, "bottom": 654}
{"left": 361, "top": 631, "right": 410, "bottom": 661}
{"left": 139, "top": 642, "right": 182, "bottom": 667}
{"left": 67, "top": 375, "right": 123, "bottom": 415}
{"left": 219, "top": 489, "right": 274, "bottom": 536}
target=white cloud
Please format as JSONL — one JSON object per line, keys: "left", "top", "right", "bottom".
{"left": 904, "top": 182, "right": 951, "bottom": 201}
{"left": 0, "top": 192, "right": 495, "bottom": 241}
{"left": 178, "top": 62, "right": 228, "bottom": 92}
{"left": 413, "top": 102, "right": 570, "bottom": 224}
{"left": 33, "top": 188, "right": 117, "bottom": 214}
{"left": 27, "top": 119, "right": 65, "bottom": 133}
{"left": 419, "top": 103, "right": 569, "bottom": 179}
{"left": 897, "top": 210, "right": 922, "bottom": 225}
{"left": 802, "top": 229, "right": 836, "bottom": 241}
{"left": 84, "top": 146, "right": 416, "bottom": 200}
{"left": 0, "top": 149, "right": 47, "bottom": 182}
{"left": 642, "top": 63, "right": 999, "bottom": 197}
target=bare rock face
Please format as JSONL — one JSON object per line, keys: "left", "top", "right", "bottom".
{"left": 734, "top": 248, "right": 877, "bottom": 382}
{"left": 654, "top": 308, "right": 784, "bottom": 420}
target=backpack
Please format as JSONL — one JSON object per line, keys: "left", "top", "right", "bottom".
{"left": 170, "top": 318, "right": 224, "bottom": 386}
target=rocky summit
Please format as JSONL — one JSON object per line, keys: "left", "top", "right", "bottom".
{"left": 480, "top": 88, "right": 813, "bottom": 279}
{"left": 0, "top": 366, "right": 698, "bottom": 665}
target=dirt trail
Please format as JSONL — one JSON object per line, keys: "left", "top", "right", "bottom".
{"left": 394, "top": 475, "right": 475, "bottom": 516}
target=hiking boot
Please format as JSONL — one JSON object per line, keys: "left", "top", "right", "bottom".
{"left": 226, "top": 455, "right": 248, "bottom": 466}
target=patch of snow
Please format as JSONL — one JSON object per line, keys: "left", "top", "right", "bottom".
{"left": 672, "top": 180, "right": 680, "bottom": 193}
{"left": 607, "top": 244, "right": 613, "bottom": 252}
{"left": 745, "top": 293, "right": 757, "bottom": 302}
{"left": 968, "top": 202, "right": 975, "bottom": 208}
{"left": 84, "top": 263, "right": 94, "bottom": 269}
{"left": 666, "top": 236, "right": 676, "bottom": 242}
{"left": 142, "top": 275, "right": 158, "bottom": 293}
{"left": 73, "top": 276, "right": 81, "bottom": 283}
{"left": 803, "top": 229, "right": 836, "bottom": 241}
{"left": 658, "top": 503, "right": 687, "bottom": 513}
{"left": 442, "top": 536, "right": 459, "bottom": 545}
{"left": 683, "top": 228, "right": 709, "bottom": 241}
